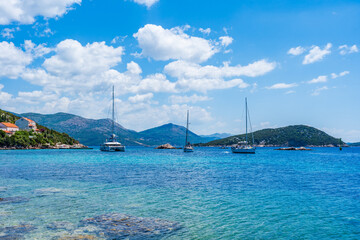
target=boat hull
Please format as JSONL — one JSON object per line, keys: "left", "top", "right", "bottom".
{"left": 231, "top": 147, "right": 255, "bottom": 154}
{"left": 100, "top": 145, "right": 125, "bottom": 152}
{"left": 184, "top": 147, "right": 193, "bottom": 152}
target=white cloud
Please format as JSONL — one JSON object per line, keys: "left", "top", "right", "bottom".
{"left": 287, "top": 46, "right": 305, "bottom": 56}
{"left": 285, "top": 90, "right": 295, "bottom": 94}
{"left": 0, "top": 84, "right": 12, "bottom": 103}
{"left": 219, "top": 36, "right": 233, "bottom": 47}
{"left": 339, "top": 44, "right": 358, "bottom": 55}
{"left": 163, "top": 59, "right": 275, "bottom": 93}
{"left": 176, "top": 78, "right": 249, "bottom": 92}
{"left": 0, "top": 0, "right": 82, "bottom": 25}
{"left": 43, "top": 39, "right": 123, "bottom": 77}
{"left": 311, "top": 86, "right": 328, "bottom": 96}
{"left": 169, "top": 94, "right": 211, "bottom": 104}
{"left": 128, "top": 73, "right": 177, "bottom": 93}
{"left": 1, "top": 27, "right": 20, "bottom": 39}
{"left": 0, "top": 41, "right": 32, "bottom": 78}
{"left": 132, "top": 0, "right": 159, "bottom": 8}
{"left": 266, "top": 83, "right": 298, "bottom": 89}
{"left": 199, "top": 28, "right": 211, "bottom": 35}
{"left": 133, "top": 24, "right": 217, "bottom": 63}
{"left": 111, "top": 35, "right": 127, "bottom": 44}
{"left": 128, "top": 93, "right": 154, "bottom": 103}
{"left": 331, "top": 71, "right": 349, "bottom": 79}
{"left": 164, "top": 59, "right": 276, "bottom": 79}
{"left": 308, "top": 75, "right": 327, "bottom": 84}
{"left": 303, "top": 43, "right": 332, "bottom": 64}
{"left": 23, "top": 40, "right": 52, "bottom": 57}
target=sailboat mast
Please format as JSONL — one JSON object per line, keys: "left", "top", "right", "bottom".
{"left": 112, "top": 85, "right": 115, "bottom": 136}
{"left": 245, "top": 97, "right": 248, "bottom": 144}
{"left": 185, "top": 110, "right": 189, "bottom": 145}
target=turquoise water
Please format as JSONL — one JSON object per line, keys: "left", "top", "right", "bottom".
{"left": 1, "top": 147, "right": 360, "bottom": 239}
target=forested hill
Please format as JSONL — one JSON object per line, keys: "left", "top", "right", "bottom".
{"left": 201, "top": 125, "right": 344, "bottom": 147}
{"left": 0, "top": 109, "right": 81, "bottom": 149}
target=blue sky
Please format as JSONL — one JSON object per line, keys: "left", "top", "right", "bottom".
{"left": 0, "top": 0, "right": 359, "bottom": 141}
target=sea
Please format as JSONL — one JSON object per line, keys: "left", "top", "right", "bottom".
{"left": 1, "top": 147, "right": 360, "bottom": 239}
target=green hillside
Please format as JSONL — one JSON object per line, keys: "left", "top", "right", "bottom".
{"left": 0, "top": 109, "right": 79, "bottom": 149}
{"left": 202, "top": 125, "right": 344, "bottom": 147}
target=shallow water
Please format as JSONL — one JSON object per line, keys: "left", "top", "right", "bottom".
{"left": 1, "top": 147, "right": 360, "bottom": 239}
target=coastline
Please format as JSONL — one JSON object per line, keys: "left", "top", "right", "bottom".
{"left": 0, "top": 143, "right": 90, "bottom": 150}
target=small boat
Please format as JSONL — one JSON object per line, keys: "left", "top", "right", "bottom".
{"left": 231, "top": 98, "right": 256, "bottom": 154}
{"left": 100, "top": 86, "right": 125, "bottom": 152}
{"left": 184, "top": 110, "right": 193, "bottom": 152}
{"left": 339, "top": 138, "right": 342, "bottom": 151}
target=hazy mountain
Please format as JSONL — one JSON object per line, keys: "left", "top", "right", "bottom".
{"left": 21, "top": 112, "right": 139, "bottom": 146}
{"left": 201, "top": 125, "right": 344, "bottom": 147}
{"left": 139, "top": 123, "right": 214, "bottom": 146}
{"left": 20, "top": 112, "right": 213, "bottom": 146}
{"left": 200, "top": 133, "right": 232, "bottom": 140}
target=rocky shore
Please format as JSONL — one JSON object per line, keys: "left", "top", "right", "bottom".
{"left": 0, "top": 143, "right": 89, "bottom": 150}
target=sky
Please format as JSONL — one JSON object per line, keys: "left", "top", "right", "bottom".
{"left": 0, "top": 0, "right": 359, "bottom": 141}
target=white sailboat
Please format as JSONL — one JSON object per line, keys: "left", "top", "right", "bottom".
{"left": 184, "top": 110, "right": 194, "bottom": 152}
{"left": 231, "top": 98, "right": 256, "bottom": 154}
{"left": 100, "top": 86, "right": 125, "bottom": 152}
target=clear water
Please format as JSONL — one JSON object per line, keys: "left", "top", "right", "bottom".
{"left": 1, "top": 147, "right": 360, "bottom": 239}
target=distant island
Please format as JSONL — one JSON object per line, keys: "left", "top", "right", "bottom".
{"left": 200, "top": 125, "right": 345, "bottom": 147}
{"left": 0, "top": 109, "right": 86, "bottom": 150}
{"left": 348, "top": 142, "right": 360, "bottom": 147}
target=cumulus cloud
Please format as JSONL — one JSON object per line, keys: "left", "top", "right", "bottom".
{"left": 199, "top": 28, "right": 211, "bottom": 35}
{"left": 128, "top": 93, "right": 154, "bottom": 103}
{"left": 43, "top": 39, "right": 123, "bottom": 77}
{"left": 339, "top": 44, "right": 358, "bottom": 55}
{"left": 219, "top": 36, "right": 233, "bottom": 47}
{"left": 133, "top": 24, "right": 217, "bottom": 63}
{"left": 24, "top": 40, "right": 52, "bottom": 57}
{"left": 164, "top": 59, "right": 276, "bottom": 79}
{"left": 127, "top": 73, "right": 176, "bottom": 93}
{"left": 163, "top": 59, "right": 275, "bottom": 92}
{"left": 312, "top": 86, "right": 328, "bottom": 96}
{"left": 287, "top": 46, "right": 305, "bottom": 56}
{"left": 331, "top": 71, "right": 349, "bottom": 79}
{"left": 303, "top": 43, "right": 332, "bottom": 64}
{"left": 0, "top": 84, "right": 12, "bottom": 103}
{"left": 266, "top": 83, "right": 298, "bottom": 89}
{"left": 1, "top": 27, "right": 20, "bottom": 39}
{"left": 169, "top": 94, "right": 211, "bottom": 104}
{"left": 0, "top": 0, "right": 82, "bottom": 25}
{"left": 132, "top": 0, "right": 159, "bottom": 8}
{"left": 308, "top": 75, "right": 327, "bottom": 84}
{"left": 0, "top": 41, "right": 32, "bottom": 78}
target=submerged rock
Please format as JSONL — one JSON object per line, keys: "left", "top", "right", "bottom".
{"left": 0, "top": 224, "right": 36, "bottom": 239}
{"left": 79, "top": 213, "right": 181, "bottom": 239}
{"left": 34, "top": 188, "right": 65, "bottom": 196}
{"left": 56, "top": 234, "right": 99, "bottom": 240}
{"left": 155, "top": 143, "right": 176, "bottom": 149}
{"left": 47, "top": 221, "right": 75, "bottom": 231}
{"left": 274, "top": 147, "right": 311, "bottom": 151}
{"left": 0, "top": 196, "right": 29, "bottom": 204}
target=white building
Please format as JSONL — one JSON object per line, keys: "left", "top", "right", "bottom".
{"left": 0, "top": 122, "right": 19, "bottom": 133}
{"left": 15, "top": 117, "right": 37, "bottom": 131}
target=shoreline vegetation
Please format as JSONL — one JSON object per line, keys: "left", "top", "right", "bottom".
{"left": 0, "top": 109, "right": 88, "bottom": 150}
